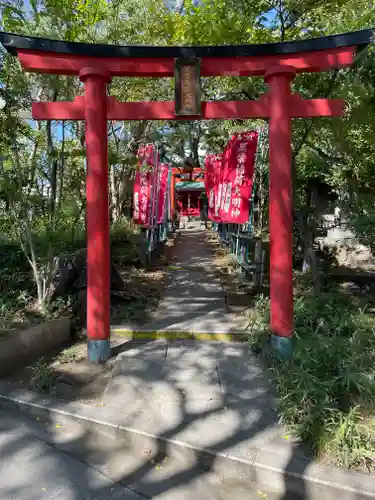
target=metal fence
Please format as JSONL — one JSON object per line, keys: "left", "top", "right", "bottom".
{"left": 214, "top": 222, "right": 266, "bottom": 289}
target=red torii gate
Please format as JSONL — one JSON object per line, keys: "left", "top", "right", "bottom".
{"left": 0, "top": 30, "right": 372, "bottom": 362}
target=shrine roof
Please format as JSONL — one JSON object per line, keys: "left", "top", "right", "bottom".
{"left": 0, "top": 29, "right": 373, "bottom": 59}
{"left": 176, "top": 181, "right": 205, "bottom": 191}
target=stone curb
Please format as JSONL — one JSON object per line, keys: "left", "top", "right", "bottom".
{"left": 0, "top": 318, "right": 71, "bottom": 377}
{"left": 0, "top": 389, "right": 374, "bottom": 500}
{"left": 110, "top": 327, "right": 248, "bottom": 342}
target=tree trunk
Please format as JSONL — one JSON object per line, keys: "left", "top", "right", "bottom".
{"left": 110, "top": 164, "right": 120, "bottom": 222}
{"left": 110, "top": 164, "right": 115, "bottom": 222}
{"left": 46, "top": 87, "right": 59, "bottom": 223}
{"left": 301, "top": 187, "right": 322, "bottom": 296}
{"left": 58, "top": 121, "right": 66, "bottom": 208}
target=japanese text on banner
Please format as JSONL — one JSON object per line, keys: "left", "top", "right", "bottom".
{"left": 205, "top": 154, "right": 223, "bottom": 222}
{"left": 220, "top": 131, "right": 258, "bottom": 224}
{"left": 158, "top": 164, "right": 169, "bottom": 224}
{"left": 133, "top": 144, "right": 157, "bottom": 227}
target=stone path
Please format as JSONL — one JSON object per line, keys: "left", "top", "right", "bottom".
{"left": 101, "top": 228, "right": 311, "bottom": 497}
{"left": 100, "top": 338, "right": 306, "bottom": 474}
{"left": 113, "top": 226, "right": 246, "bottom": 336}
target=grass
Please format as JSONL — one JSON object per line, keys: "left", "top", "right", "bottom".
{"left": 248, "top": 273, "right": 375, "bottom": 472}
{"left": 56, "top": 344, "right": 82, "bottom": 364}
{"left": 28, "top": 359, "right": 55, "bottom": 391}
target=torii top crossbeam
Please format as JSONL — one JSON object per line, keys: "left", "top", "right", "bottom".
{"left": 0, "top": 29, "right": 372, "bottom": 77}
{"left": 1, "top": 29, "right": 373, "bottom": 362}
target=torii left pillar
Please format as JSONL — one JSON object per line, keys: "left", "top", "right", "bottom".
{"left": 80, "top": 67, "right": 112, "bottom": 363}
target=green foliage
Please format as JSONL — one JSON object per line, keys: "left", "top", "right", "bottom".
{"left": 29, "top": 359, "right": 55, "bottom": 391}
{"left": 110, "top": 216, "right": 140, "bottom": 264}
{"left": 347, "top": 194, "right": 375, "bottom": 253}
{"left": 249, "top": 277, "right": 375, "bottom": 469}
{"left": 0, "top": 216, "right": 140, "bottom": 333}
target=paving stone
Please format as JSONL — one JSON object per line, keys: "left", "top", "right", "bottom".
{"left": 114, "top": 229, "right": 247, "bottom": 335}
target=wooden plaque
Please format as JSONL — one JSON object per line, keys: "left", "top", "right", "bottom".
{"left": 174, "top": 58, "right": 201, "bottom": 116}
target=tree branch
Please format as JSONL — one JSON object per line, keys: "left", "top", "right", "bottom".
{"left": 306, "top": 141, "right": 346, "bottom": 164}
{"left": 293, "top": 70, "right": 339, "bottom": 162}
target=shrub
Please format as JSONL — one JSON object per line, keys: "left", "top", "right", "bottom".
{"left": 248, "top": 276, "right": 375, "bottom": 470}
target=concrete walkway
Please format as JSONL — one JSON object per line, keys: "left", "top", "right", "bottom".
{"left": 113, "top": 226, "right": 246, "bottom": 336}
{"left": 0, "top": 408, "right": 142, "bottom": 500}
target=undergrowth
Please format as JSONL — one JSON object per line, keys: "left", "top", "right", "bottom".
{"left": 29, "top": 360, "right": 55, "bottom": 391}
{"left": 0, "top": 217, "right": 140, "bottom": 333}
{"left": 248, "top": 274, "right": 375, "bottom": 471}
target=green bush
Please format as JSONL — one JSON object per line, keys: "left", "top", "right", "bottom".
{"left": 248, "top": 277, "right": 375, "bottom": 470}
{"left": 0, "top": 239, "right": 27, "bottom": 274}
{"left": 0, "top": 215, "right": 141, "bottom": 330}
{"left": 110, "top": 216, "right": 140, "bottom": 264}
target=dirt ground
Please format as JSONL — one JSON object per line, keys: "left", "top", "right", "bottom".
{"left": 110, "top": 236, "right": 179, "bottom": 326}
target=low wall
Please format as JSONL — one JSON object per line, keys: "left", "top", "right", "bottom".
{"left": 0, "top": 318, "right": 71, "bottom": 377}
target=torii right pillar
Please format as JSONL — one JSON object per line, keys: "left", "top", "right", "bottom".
{"left": 264, "top": 65, "right": 343, "bottom": 359}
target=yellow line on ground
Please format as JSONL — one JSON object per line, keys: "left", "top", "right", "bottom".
{"left": 110, "top": 328, "right": 247, "bottom": 342}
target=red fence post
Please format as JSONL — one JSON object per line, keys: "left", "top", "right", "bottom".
{"left": 265, "top": 66, "right": 296, "bottom": 358}
{"left": 80, "top": 67, "right": 111, "bottom": 363}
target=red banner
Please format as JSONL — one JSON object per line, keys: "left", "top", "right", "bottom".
{"left": 133, "top": 144, "right": 156, "bottom": 226}
{"left": 204, "top": 154, "right": 215, "bottom": 220}
{"left": 205, "top": 154, "right": 223, "bottom": 222}
{"left": 157, "top": 163, "right": 169, "bottom": 223}
{"left": 214, "top": 154, "right": 224, "bottom": 221}
{"left": 220, "top": 131, "right": 258, "bottom": 224}
{"left": 220, "top": 134, "right": 238, "bottom": 220}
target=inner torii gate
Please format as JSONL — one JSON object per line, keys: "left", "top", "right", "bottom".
{"left": 0, "top": 30, "right": 372, "bottom": 362}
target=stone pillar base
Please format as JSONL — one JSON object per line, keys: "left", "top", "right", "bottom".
{"left": 88, "top": 339, "right": 111, "bottom": 363}
{"left": 270, "top": 334, "right": 296, "bottom": 361}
